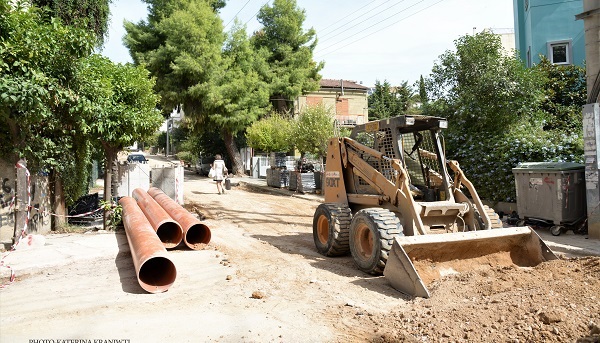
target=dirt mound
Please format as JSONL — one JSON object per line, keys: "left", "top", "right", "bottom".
{"left": 362, "top": 257, "right": 600, "bottom": 342}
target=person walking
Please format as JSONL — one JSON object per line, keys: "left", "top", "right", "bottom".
{"left": 211, "top": 154, "right": 228, "bottom": 194}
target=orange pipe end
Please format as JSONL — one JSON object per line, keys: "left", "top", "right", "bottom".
{"left": 119, "top": 196, "right": 177, "bottom": 293}
{"left": 147, "top": 187, "right": 211, "bottom": 249}
{"left": 132, "top": 188, "right": 183, "bottom": 249}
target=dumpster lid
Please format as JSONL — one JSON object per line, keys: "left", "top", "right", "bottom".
{"left": 512, "top": 162, "right": 584, "bottom": 172}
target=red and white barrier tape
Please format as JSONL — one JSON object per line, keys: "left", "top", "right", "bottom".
{"left": 1, "top": 163, "right": 109, "bottom": 287}
{"left": 1, "top": 162, "right": 30, "bottom": 287}
{"left": 14, "top": 161, "right": 31, "bottom": 249}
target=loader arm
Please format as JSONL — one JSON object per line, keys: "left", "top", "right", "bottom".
{"left": 343, "top": 138, "right": 428, "bottom": 235}
{"left": 447, "top": 160, "right": 492, "bottom": 229}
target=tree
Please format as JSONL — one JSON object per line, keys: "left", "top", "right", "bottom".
{"left": 32, "top": 0, "right": 111, "bottom": 46}
{"left": 535, "top": 56, "right": 587, "bottom": 131}
{"left": 75, "top": 55, "right": 162, "bottom": 228}
{"left": 368, "top": 80, "right": 413, "bottom": 120}
{"left": 293, "top": 103, "right": 335, "bottom": 161}
{"left": 202, "top": 22, "right": 272, "bottom": 175}
{"left": 425, "top": 31, "right": 583, "bottom": 202}
{"left": 252, "top": 0, "right": 323, "bottom": 112}
{"left": 0, "top": 0, "right": 96, "bottom": 227}
{"left": 246, "top": 113, "right": 294, "bottom": 153}
{"left": 426, "top": 31, "right": 545, "bottom": 134}
{"left": 126, "top": 2, "right": 275, "bottom": 175}
{"left": 418, "top": 75, "right": 428, "bottom": 104}
{"left": 124, "top": 0, "right": 224, "bottom": 114}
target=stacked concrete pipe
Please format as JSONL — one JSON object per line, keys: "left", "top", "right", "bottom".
{"left": 148, "top": 187, "right": 211, "bottom": 249}
{"left": 132, "top": 188, "right": 183, "bottom": 249}
{"left": 119, "top": 197, "right": 177, "bottom": 293}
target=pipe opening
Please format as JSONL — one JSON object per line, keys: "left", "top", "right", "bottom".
{"left": 138, "top": 256, "right": 177, "bottom": 293}
{"left": 156, "top": 222, "right": 183, "bottom": 248}
{"left": 185, "top": 223, "right": 212, "bottom": 248}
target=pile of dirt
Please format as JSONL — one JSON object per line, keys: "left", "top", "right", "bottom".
{"left": 344, "top": 257, "right": 600, "bottom": 342}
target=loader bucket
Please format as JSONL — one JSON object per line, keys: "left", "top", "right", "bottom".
{"left": 383, "top": 227, "right": 557, "bottom": 298}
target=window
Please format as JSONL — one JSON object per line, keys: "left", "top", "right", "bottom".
{"left": 525, "top": 0, "right": 529, "bottom": 11}
{"left": 527, "top": 46, "right": 531, "bottom": 68}
{"left": 547, "top": 40, "right": 572, "bottom": 65}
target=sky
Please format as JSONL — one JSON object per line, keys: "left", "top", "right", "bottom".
{"left": 100, "top": 0, "right": 515, "bottom": 87}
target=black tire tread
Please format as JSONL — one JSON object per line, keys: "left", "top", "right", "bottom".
{"left": 483, "top": 205, "right": 504, "bottom": 229}
{"left": 313, "top": 203, "right": 352, "bottom": 256}
{"left": 351, "top": 208, "right": 402, "bottom": 275}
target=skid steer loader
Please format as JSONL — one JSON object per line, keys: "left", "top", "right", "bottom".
{"left": 313, "top": 115, "right": 557, "bottom": 298}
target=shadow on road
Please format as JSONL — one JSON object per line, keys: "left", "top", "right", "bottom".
{"left": 251, "top": 230, "right": 412, "bottom": 300}
{"left": 114, "top": 230, "right": 147, "bottom": 294}
{"left": 185, "top": 180, "right": 412, "bottom": 299}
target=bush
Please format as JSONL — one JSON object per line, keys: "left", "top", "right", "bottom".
{"left": 176, "top": 151, "right": 195, "bottom": 165}
{"left": 246, "top": 113, "right": 294, "bottom": 152}
{"left": 447, "top": 126, "right": 583, "bottom": 202}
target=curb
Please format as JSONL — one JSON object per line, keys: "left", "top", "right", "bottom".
{"left": 544, "top": 241, "right": 600, "bottom": 258}
{"left": 238, "top": 180, "right": 323, "bottom": 203}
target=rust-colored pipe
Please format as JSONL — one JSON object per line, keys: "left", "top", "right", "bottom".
{"left": 132, "top": 188, "right": 183, "bottom": 249}
{"left": 148, "top": 187, "right": 211, "bottom": 249}
{"left": 119, "top": 196, "right": 177, "bottom": 293}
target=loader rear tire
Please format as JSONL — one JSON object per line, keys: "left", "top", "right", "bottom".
{"left": 349, "top": 208, "right": 403, "bottom": 275}
{"left": 313, "top": 203, "right": 352, "bottom": 256}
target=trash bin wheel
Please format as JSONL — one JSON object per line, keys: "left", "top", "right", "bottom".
{"left": 550, "top": 225, "right": 563, "bottom": 236}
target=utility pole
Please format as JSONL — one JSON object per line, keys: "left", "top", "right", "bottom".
{"left": 166, "top": 118, "right": 170, "bottom": 157}
{"left": 577, "top": 0, "right": 600, "bottom": 239}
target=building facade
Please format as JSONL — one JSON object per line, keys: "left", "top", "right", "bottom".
{"left": 295, "top": 79, "right": 369, "bottom": 127}
{"left": 513, "top": 0, "right": 585, "bottom": 67}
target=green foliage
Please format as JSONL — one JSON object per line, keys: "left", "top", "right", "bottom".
{"left": 0, "top": 0, "right": 96, "bottom": 205}
{"left": 204, "top": 21, "right": 271, "bottom": 135}
{"left": 338, "top": 127, "right": 352, "bottom": 138}
{"left": 293, "top": 103, "right": 335, "bottom": 158}
{"left": 450, "top": 126, "right": 583, "bottom": 202}
{"left": 426, "top": 31, "right": 545, "bottom": 134}
{"left": 534, "top": 57, "right": 587, "bottom": 131}
{"left": 124, "top": 0, "right": 224, "bottom": 115}
{"left": 76, "top": 54, "right": 163, "bottom": 150}
{"left": 176, "top": 150, "right": 195, "bottom": 164}
{"left": 426, "top": 31, "right": 583, "bottom": 202}
{"left": 368, "top": 80, "right": 414, "bottom": 120}
{"left": 100, "top": 199, "right": 122, "bottom": 229}
{"left": 1, "top": 1, "right": 161, "bottom": 207}
{"left": 32, "top": 0, "right": 111, "bottom": 46}
{"left": 246, "top": 113, "right": 293, "bottom": 152}
{"left": 252, "top": 0, "right": 323, "bottom": 111}
{"left": 418, "top": 75, "right": 428, "bottom": 104}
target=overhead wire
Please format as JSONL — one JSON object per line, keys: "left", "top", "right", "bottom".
{"left": 315, "top": 0, "right": 446, "bottom": 59}
{"left": 318, "top": 0, "right": 422, "bottom": 50}
{"left": 318, "top": 0, "right": 406, "bottom": 44}
{"left": 223, "top": 0, "right": 254, "bottom": 30}
{"left": 245, "top": 0, "right": 271, "bottom": 26}
{"left": 318, "top": 0, "right": 391, "bottom": 38}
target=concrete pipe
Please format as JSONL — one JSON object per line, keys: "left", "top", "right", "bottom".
{"left": 132, "top": 188, "right": 183, "bottom": 249}
{"left": 119, "top": 196, "right": 177, "bottom": 293}
{"left": 147, "top": 187, "right": 211, "bottom": 250}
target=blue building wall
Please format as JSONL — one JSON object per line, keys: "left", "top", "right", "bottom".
{"left": 514, "top": 0, "right": 585, "bottom": 67}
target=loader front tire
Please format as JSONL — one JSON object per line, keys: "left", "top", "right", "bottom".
{"left": 313, "top": 203, "right": 352, "bottom": 256}
{"left": 349, "top": 208, "right": 403, "bottom": 275}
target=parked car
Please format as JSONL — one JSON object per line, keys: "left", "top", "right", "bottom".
{"left": 127, "top": 153, "right": 148, "bottom": 164}
{"left": 195, "top": 155, "right": 214, "bottom": 176}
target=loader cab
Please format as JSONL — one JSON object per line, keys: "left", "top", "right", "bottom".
{"left": 350, "top": 115, "right": 453, "bottom": 203}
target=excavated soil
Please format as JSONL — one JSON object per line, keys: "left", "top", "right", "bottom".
{"left": 1, "top": 172, "right": 598, "bottom": 342}
{"left": 370, "top": 257, "right": 600, "bottom": 342}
